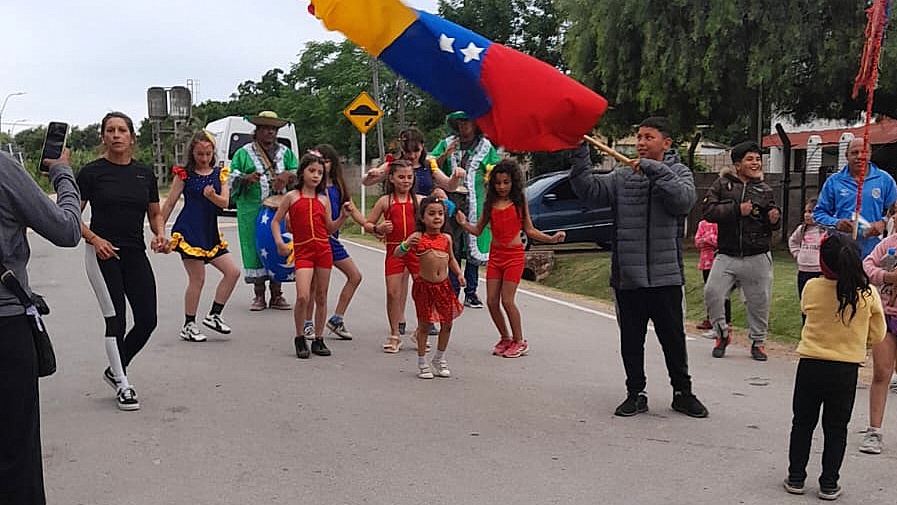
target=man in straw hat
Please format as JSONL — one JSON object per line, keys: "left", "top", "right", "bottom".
{"left": 229, "top": 111, "right": 298, "bottom": 311}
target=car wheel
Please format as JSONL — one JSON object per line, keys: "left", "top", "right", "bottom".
{"left": 520, "top": 231, "right": 531, "bottom": 251}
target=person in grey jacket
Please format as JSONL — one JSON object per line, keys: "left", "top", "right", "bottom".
{"left": 570, "top": 117, "right": 708, "bottom": 419}
{"left": 0, "top": 150, "right": 82, "bottom": 504}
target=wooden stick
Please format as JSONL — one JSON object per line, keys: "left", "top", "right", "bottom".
{"left": 582, "top": 135, "right": 638, "bottom": 168}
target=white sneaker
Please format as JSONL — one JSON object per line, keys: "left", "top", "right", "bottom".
{"left": 179, "top": 321, "right": 207, "bottom": 342}
{"left": 202, "top": 313, "right": 231, "bottom": 334}
{"left": 430, "top": 359, "right": 451, "bottom": 378}
{"left": 860, "top": 431, "right": 882, "bottom": 454}
{"left": 116, "top": 386, "right": 140, "bottom": 411}
{"left": 417, "top": 364, "right": 434, "bottom": 379}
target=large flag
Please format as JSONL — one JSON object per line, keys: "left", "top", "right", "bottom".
{"left": 308, "top": 0, "right": 608, "bottom": 152}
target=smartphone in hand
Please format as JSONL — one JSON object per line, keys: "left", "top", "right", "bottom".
{"left": 40, "top": 122, "right": 69, "bottom": 172}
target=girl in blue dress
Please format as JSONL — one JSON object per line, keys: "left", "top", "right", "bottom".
{"left": 161, "top": 131, "right": 241, "bottom": 342}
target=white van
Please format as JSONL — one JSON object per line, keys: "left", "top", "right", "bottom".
{"left": 204, "top": 116, "right": 299, "bottom": 166}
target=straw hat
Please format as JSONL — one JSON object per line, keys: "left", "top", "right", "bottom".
{"left": 246, "top": 110, "right": 289, "bottom": 128}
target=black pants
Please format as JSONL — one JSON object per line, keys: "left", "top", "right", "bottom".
{"left": 615, "top": 286, "right": 692, "bottom": 394}
{"left": 0, "top": 314, "right": 45, "bottom": 505}
{"left": 788, "top": 358, "right": 858, "bottom": 488}
{"left": 88, "top": 247, "right": 158, "bottom": 370}
{"left": 446, "top": 191, "right": 477, "bottom": 298}
{"left": 797, "top": 271, "right": 822, "bottom": 324}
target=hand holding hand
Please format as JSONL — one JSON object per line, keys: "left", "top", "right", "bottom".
{"left": 150, "top": 234, "right": 169, "bottom": 254}
{"left": 378, "top": 220, "right": 394, "bottom": 235}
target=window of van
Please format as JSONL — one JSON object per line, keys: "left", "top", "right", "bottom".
{"left": 227, "top": 133, "right": 295, "bottom": 160}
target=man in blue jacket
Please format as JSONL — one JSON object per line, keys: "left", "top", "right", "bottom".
{"left": 814, "top": 138, "right": 897, "bottom": 257}
{"left": 570, "top": 117, "right": 708, "bottom": 419}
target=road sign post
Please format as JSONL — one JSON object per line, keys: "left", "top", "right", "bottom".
{"left": 344, "top": 91, "right": 384, "bottom": 230}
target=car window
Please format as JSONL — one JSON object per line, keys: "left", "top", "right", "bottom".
{"left": 525, "top": 175, "right": 558, "bottom": 200}
{"left": 548, "top": 179, "right": 577, "bottom": 201}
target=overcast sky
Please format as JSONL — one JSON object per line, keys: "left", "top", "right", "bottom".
{"left": 3, "top": 0, "right": 440, "bottom": 132}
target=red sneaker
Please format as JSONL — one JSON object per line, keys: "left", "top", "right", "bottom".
{"left": 696, "top": 320, "right": 712, "bottom": 330}
{"left": 492, "top": 338, "right": 512, "bottom": 356}
{"left": 502, "top": 340, "right": 529, "bottom": 358}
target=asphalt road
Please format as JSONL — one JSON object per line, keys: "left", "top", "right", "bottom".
{"left": 26, "top": 216, "right": 897, "bottom": 505}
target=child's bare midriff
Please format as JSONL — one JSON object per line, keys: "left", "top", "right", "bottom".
{"left": 417, "top": 249, "right": 450, "bottom": 283}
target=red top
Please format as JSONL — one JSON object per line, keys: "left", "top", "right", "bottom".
{"left": 385, "top": 193, "right": 416, "bottom": 246}
{"left": 490, "top": 204, "right": 523, "bottom": 248}
{"left": 289, "top": 194, "right": 329, "bottom": 246}
{"left": 416, "top": 232, "right": 450, "bottom": 254}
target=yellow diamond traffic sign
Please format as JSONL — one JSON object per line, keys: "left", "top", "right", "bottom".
{"left": 343, "top": 91, "right": 384, "bottom": 134}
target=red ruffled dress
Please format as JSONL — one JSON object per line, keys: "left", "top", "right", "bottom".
{"left": 411, "top": 232, "right": 464, "bottom": 324}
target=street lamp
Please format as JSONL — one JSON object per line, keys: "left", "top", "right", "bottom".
{"left": 0, "top": 92, "right": 26, "bottom": 133}
{"left": 8, "top": 118, "right": 28, "bottom": 138}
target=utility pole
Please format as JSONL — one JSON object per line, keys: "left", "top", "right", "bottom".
{"left": 0, "top": 92, "right": 26, "bottom": 135}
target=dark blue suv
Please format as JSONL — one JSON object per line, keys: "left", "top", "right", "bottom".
{"left": 522, "top": 170, "right": 614, "bottom": 250}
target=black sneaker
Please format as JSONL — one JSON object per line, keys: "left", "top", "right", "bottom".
{"left": 295, "top": 336, "right": 310, "bottom": 359}
{"left": 614, "top": 392, "right": 648, "bottom": 417}
{"left": 783, "top": 478, "right": 805, "bottom": 495}
{"left": 116, "top": 386, "right": 140, "bottom": 411}
{"left": 711, "top": 336, "right": 729, "bottom": 358}
{"left": 398, "top": 322, "right": 407, "bottom": 336}
{"left": 311, "top": 338, "right": 331, "bottom": 357}
{"left": 817, "top": 485, "right": 842, "bottom": 501}
{"left": 672, "top": 391, "right": 709, "bottom": 418}
{"left": 103, "top": 367, "right": 120, "bottom": 391}
{"left": 751, "top": 343, "right": 768, "bottom": 361}
{"left": 464, "top": 294, "right": 484, "bottom": 309}
{"left": 428, "top": 323, "right": 439, "bottom": 336}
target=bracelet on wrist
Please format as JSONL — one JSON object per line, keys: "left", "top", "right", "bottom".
{"left": 398, "top": 241, "right": 409, "bottom": 253}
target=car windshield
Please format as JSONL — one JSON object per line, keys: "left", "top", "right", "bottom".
{"left": 525, "top": 174, "right": 560, "bottom": 200}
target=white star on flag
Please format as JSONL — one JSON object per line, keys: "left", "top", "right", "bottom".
{"left": 460, "top": 42, "right": 483, "bottom": 63}
{"left": 439, "top": 33, "right": 455, "bottom": 53}
{"left": 260, "top": 248, "right": 268, "bottom": 259}
{"left": 260, "top": 213, "right": 270, "bottom": 225}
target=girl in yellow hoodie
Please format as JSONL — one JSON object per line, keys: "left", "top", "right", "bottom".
{"left": 786, "top": 231, "right": 885, "bottom": 500}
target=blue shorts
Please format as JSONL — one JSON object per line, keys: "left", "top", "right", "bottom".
{"left": 329, "top": 237, "right": 350, "bottom": 262}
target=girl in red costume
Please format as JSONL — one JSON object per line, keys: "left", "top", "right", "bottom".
{"left": 457, "top": 159, "right": 565, "bottom": 358}
{"left": 395, "top": 196, "right": 464, "bottom": 378}
{"left": 272, "top": 151, "right": 349, "bottom": 359}
{"left": 364, "top": 160, "right": 424, "bottom": 353}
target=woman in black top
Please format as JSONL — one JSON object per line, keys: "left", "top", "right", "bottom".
{"left": 77, "top": 112, "right": 167, "bottom": 411}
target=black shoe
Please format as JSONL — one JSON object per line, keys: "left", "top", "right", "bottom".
{"left": 817, "top": 485, "right": 842, "bottom": 500}
{"left": 295, "top": 336, "right": 310, "bottom": 359}
{"left": 614, "top": 392, "right": 648, "bottom": 417}
{"left": 398, "top": 322, "right": 407, "bottom": 336}
{"left": 711, "top": 336, "right": 729, "bottom": 358}
{"left": 751, "top": 343, "right": 768, "bottom": 361}
{"left": 464, "top": 294, "right": 484, "bottom": 309}
{"left": 103, "top": 367, "right": 120, "bottom": 391}
{"left": 783, "top": 478, "right": 806, "bottom": 495}
{"left": 672, "top": 391, "right": 709, "bottom": 418}
{"left": 428, "top": 323, "right": 439, "bottom": 336}
{"left": 311, "top": 338, "right": 331, "bottom": 357}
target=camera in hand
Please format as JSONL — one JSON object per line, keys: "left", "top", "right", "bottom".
{"left": 39, "top": 122, "right": 69, "bottom": 172}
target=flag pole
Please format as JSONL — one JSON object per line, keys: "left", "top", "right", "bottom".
{"left": 582, "top": 135, "right": 638, "bottom": 168}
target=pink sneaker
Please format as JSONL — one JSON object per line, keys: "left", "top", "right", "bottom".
{"left": 502, "top": 340, "right": 529, "bottom": 358}
{"left": 492, "top": 338, "right": 512, "bottom": 356}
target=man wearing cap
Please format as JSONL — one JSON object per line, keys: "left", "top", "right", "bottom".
{"left": 431, "top": 111, "right": 500, "bottom": 308}
{"left": 230, "top": 111, "right": 299, "bottom": 311}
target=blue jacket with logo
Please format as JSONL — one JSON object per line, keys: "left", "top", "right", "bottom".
{"left": 814, "top": 163, "right": 897, "bottom": 257}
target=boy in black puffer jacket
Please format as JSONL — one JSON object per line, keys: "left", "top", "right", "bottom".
{"left": 701, "top": 141, "right": 781, "bottom": 361}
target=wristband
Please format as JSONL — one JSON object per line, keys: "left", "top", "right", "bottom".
{"left": 398, "top": 241, "right": 409, "bottom": 253}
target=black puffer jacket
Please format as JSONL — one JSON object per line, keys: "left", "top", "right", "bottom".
{"left": 701, "top": 167, "right": 780, "bottom": 256}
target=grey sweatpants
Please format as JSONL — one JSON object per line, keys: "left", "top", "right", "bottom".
{"left": 704, "top": 252, "right": 773, "bottom": 344}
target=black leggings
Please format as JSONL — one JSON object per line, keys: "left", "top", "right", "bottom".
{"left": 0, "top": 314, "right": 45, "bottom": 504}
{"left": 85, "top": 246, "right": 157, "bottom": 371}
